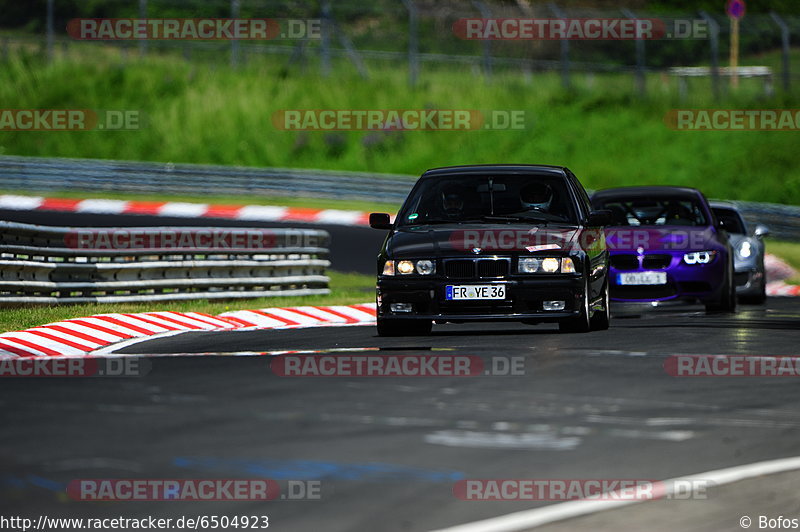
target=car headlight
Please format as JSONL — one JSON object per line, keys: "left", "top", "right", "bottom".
{"left": 415, "top": 260, "right": 435, "bottom": 275}
{"left": 383, "top": 259, "right": 435, "bottom": 276}
{"left": 518, "top": 257, "right": 576, "bottom": 274}
{"left": 397, "top": 260, "right": 415, "bottom": 275}
{"left": 737, "top": 240, "right": 752, "bottom": 259}
{"left": 683, "top": 251, "right": 717, "bottom": 265}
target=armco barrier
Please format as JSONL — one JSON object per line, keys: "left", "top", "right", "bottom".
{"left": 0, "top": 155, "right": 798, "bottom": 240}
{"left": 0, "top": 221, "right": 330, "bottom": 305}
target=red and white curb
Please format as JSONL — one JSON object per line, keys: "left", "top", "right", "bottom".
{"left": 765, "top": 254, "right": 800, "bottom": 297}
{"left": 0, "top": 194, "right": 373, "bottom": 226}
{"left": 0, "top": 304, "right": 376, "bottom": 359}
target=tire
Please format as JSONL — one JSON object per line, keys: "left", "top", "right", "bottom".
{"left": 705, "top": 261, "right": 737, "bottom": 313}
{"left": 559, "top": 282, "right": 591, "bottom": 333}
{"left": 590, "top": 282, "right": 610, "bottom": 331}
{"left": 377, "top": 317, "right": 432, "bottom": 337}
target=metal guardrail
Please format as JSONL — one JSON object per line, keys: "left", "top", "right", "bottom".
{"left": 0, "top": 220, "right": 330, "bottom": 305}
{"left": 0, "top": 155, "right": 416, "bottom": 203}
{"left": 0, "top": 155, "right": 798, "bottom": 241}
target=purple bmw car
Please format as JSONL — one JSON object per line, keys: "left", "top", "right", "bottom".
{"left": 591, "top": 186, "right": 736, "bottom": 313}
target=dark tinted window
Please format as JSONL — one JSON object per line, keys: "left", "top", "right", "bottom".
{"left": 593, "top": 196, "right": 708, "bottom": 227}
{"left": 712, "top": 207, "right": 747, "bottom": 234}
{"left": 397, "top": 174, "right": 578, "bottom": 226}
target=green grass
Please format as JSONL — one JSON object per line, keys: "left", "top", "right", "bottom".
{"left": 0, "top": 270, "right": 374, "bottom": 333}
{"left": 1, "top": 45, "right": 799, "bottom": 205}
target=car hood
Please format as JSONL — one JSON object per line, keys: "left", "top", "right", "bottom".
{"left": 387, "top": 223, "right": 582, "bottom": 257}
{"left": 604, "top": 226, "right": 726, "bottom": 253}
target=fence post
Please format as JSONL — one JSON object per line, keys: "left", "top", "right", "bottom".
{"left": 320, "top": 0, "right": 332, "bottom": 77}
{"left": 471, "top": 1, "right": 492, "bottom": 79}
{"left": 46, "top": 0, "right": 55, "bottom": 63}
{"left": 699, "top": 11, "right": 720, "bottom": 101}
{"left": 770, "top": 12, "right": 791, "bottom": 92}
{"left": 548, "top": 3, "right": 570, "bottom": 89}
{"left": 231, "top": 0, "right": 240, "bottom": 68}
{"left": 139, "top": 0, "right": 148, "bottom": 57}
{"left": 622, "top": 8, "right": 646, "bottom": 97}
{"left": 402, "top": 0, "right": 419, "bottom": 87}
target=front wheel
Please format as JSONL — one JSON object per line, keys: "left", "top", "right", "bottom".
{"left": 559, "top": 283, "right": 591, "bottom": 333}
{"left": 705, "top": 262, "right": 737, "bottom": 313}
{"left": 377, "top": 317, "right": 432, "bottom": 337}
{"left": 590, "top": 282, "right": 610, "bottom": 331}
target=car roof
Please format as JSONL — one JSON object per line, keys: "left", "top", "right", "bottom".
{"left": 421, "top": 164, "right": 568, "bottom": 178}
{"left": 709, "top": 200, "right": 738, "bottom": 210}
{"left": 592, "top": 185, "right": 703, "bottom": 200}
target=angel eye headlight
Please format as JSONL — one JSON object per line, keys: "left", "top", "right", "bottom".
{"left": 415, "top": 260, "right": 435, "bottom": 275}
{"left": 683, "top": 251, "right": 716, "bottom": 265}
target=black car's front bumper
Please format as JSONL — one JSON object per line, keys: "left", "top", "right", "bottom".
{"left": 376, "top": 276, "right": 585, "bottom": 322}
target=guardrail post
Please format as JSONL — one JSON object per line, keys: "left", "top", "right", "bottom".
{"left": 699, "top": 11, "right": 720, "bottom": 101}
{"left": 402, "top": 0, "right": 419, "bottom": 87}
{"left": 548, "top": 3, "right": 570, "bottom": 89}
{"left": 138, "top": 0, "right": 148, "bottom": 57}
{"left": 230, "top": 0, "right": 241, "bottom": 68}
{"left": 46, "top": 0, "right": 55, "bottom": 63}
{"left": 770, "top": 12, "right": 791, "bottom": 92}
{"left": 471, "top": 1, "right": 492, "bottom": 80}
{"left": 622, "top": 8, "right": 646, "bottom": 97}
{"left": 320, "top": 0, "right": 332, "bottom": 77}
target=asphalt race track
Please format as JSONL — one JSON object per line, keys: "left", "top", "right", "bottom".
{"left": 3, "top": 299, "right": 800, "bottom": 531}
{"left": 2, "top": 210, "right": 800, "bottom": 531}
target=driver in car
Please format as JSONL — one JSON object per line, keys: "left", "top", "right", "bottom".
{"left": 441, "top": 187, "right": 466, "bottom": 218}
{"left": 520, "top": 182, "right": 554, "bottom": 213}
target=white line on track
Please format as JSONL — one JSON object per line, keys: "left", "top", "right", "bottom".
{"left": 431, "top": 455, "right": 800, "bottom": 532}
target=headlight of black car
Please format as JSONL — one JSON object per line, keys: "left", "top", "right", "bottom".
{"left": 518, "top": 257, "right": 576, "bottom": 274}
{"left": 382, "top": 259, "right": 436, "bottom": 276}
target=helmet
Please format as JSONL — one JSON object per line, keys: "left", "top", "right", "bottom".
{"left": 441, "top": 187, "right": 465, "bottom": 215}
{"left": 520, "top": 182, "right": 553, "bottom": 211}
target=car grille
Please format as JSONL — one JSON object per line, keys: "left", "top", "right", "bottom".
{"left": 642, "top": 254, "right": 672, "bottom": 269}
{"left": 678, "top": 281, "right": 713, "bottom": 293}
{"left": 444, "top": 258, "right": 509, "bottom": 279}
{"left": 734, "top": 272, "right": 749, "bottom": 287}
{"left": 610, "top": 254, "right": 639, "bottom": 270}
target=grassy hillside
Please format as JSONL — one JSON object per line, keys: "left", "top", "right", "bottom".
{"left": 0, "top": 44, "right": 799, "bottom": 204}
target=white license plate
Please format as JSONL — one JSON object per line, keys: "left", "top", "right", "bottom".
{"left": 446, "top": 285, "right": 506, "bottom": 300}
{"left": 618, "top": 272, "right": 667, "bottom": 285}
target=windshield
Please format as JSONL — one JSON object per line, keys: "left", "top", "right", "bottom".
{"left": 397, "top": 174, "right": 578, "bottom": 226}
{"left": 712, "top": 207, "right": 747, "bottom": 234}
{"left": 594, "top": 196, "right": 709, "bottom": 227}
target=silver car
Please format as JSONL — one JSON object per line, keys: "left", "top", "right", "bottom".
{"left": 710, "top": 202, "right": 769, "bottom": 304}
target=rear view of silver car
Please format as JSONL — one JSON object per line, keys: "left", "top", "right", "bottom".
{"left": 710, "top": 202, "right": 769, "bottom": 304}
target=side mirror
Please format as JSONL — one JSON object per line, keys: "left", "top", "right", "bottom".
{"left": 754, "top": 224, "right": 770, "bottom": 238}
{"left": 586, "top": 209, "right": 613, "bottom": 226}
{"left": 369, "top": 212, "right": 392, "bottom": 230}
